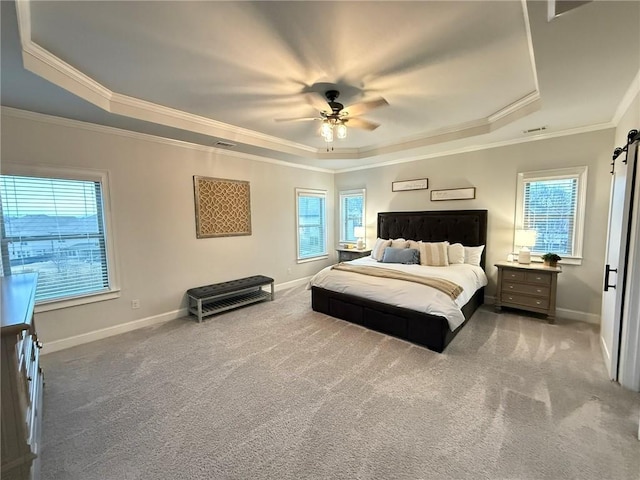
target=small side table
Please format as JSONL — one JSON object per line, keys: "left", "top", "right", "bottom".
{"left": 494, "top": 261, "right": 562, "bottom": 322}
{"left": 336, "top": 248, "right": 372, "bottom": 262}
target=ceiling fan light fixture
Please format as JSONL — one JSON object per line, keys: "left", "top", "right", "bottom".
{"left": 336, "top": 122, "right": 347, "bottom": 139}
{"left": 321, "top": 123, "right": 334, "bottom": 142}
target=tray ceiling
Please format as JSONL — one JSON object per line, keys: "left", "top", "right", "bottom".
{"left": 1, "top": 1, "right": 638, "bottom": 170}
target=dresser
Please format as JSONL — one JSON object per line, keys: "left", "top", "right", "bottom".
{"left": 494, "top": 261, "right": 562, "bottom": 322}
{"left": 1, "top": 274, "right": 43, "bottom": 480}
{"left": 336, "top": 248, "right": 372, "bottom": 262}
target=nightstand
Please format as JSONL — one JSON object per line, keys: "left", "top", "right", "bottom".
{"left": 494, "top": 261, "right": 562, "bottom": 322}
{"left": 336, "top": 248, "right": 372, "bottom": 262}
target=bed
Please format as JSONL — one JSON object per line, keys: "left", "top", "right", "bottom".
{"left": 310, "top": 209, "right": 488, "bottom": 353}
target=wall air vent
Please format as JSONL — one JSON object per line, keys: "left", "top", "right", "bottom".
{"left": 215, "top": 141, "right": 236, "bottom": 148}
{"left": 522, "top": 126, "right": 547, "bottom": 134}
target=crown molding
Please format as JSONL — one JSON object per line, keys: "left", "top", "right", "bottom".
{"left": 0, "top": 107, "right": 334, "bottom": 174}
{"left": 14, "top": 0, "right": 545, "bottom": 162}
{"left": 336, "top": 122, "right": 614, "bottom": 173}
{"left": 355, "top": 91, "right": 541, "bottom": 160}
{"left": 2, "top": 106, "right": 614, "bottom": 176}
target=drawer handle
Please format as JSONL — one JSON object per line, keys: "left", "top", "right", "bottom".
{"left": 536, "top": 276, "right": 542, "bottom": 280}
{"left": 508, "top": 296, "right": 513, "bottom": 300}
{"left": 536, "top": 289, "right": 541, "bottom": 293}
{"left": 536, "top": 301, "right": 541, "bottom": 305}
{"left": 510, "top": 274, "right": 516, "bottom": 278}
{"left": 509, "top": 285, "right": 513, "bottom": 289}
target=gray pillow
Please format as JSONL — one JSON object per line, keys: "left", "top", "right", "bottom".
{"left": 381, "top": 247, "right": 420, "bottom": 264}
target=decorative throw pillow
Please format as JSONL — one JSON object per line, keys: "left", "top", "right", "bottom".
{"left": 464, "top": 245, "right": 485, "bottom": 266}
{"left": 372, "top": 238, "right": 392, "bottom": 261}
{"left": 419, "top": 241, "right": 449, "bottom": 266}
{"left": 390, "top": 238, "right": 409, "bottom": 248}
{"left": 448, "top": 243, "right": 465, "bottom": 264}
{"left": 407, "top": 240, "right": 420, "bottom": 250}
{"left": 381, "top": 247, "right": 420, "bottom": 264}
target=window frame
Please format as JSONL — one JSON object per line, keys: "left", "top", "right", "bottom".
{"left": 515, "top": 166, "right": 588, "bottom": 265}
{"left": 1, "top": 164, "right": 120, "bottom": 312}
{"left": 338, "top": 188, "right": 366, "bottom": 245}
{"left": 295, "top": 187, "right": 328, "bottom": 263}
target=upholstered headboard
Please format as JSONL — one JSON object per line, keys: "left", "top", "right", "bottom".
{"left": 377, "top": 210, "right": 488, "bottom": 268}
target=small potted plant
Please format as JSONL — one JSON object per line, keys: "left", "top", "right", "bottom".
{"left": 541, "top": 252, "right": 561, "bottom": 267}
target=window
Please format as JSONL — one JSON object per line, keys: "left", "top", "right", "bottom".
{"left": 515, "top": 166, "right": 587, "bottom": 264}
{"left": 0, "top": 167, "right": 119, "bottom": 308}
{"left": 296, "top": 188, "right": 327, "bottom": 262}
{"left": 339, "top": 189, "right": 365, "bottom": 243}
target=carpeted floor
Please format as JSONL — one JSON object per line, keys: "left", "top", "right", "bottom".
{"left": 40, "top": 285, "right": 640, "bottom": 480}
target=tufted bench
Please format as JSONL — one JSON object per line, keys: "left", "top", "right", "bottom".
{"left": 186, "top": 275, "right": 274, "bottom": 322}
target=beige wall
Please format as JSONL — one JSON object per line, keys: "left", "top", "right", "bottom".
{"left": 335, "top": 129, "right": 616, "bottom": 320}
{"left": 1, "top": 104, "right": 631, "bottom": 345}
{"left": 614, "top": 92, "right": 639, "bottom": 148}
{"left": 1, "top": 112, "right": 335, "bottom": 345}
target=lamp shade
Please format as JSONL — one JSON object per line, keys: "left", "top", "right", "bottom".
{"left": 354, "top": 226, "right": 365, "bottom": 249}
{"left": 515, "top": 229, "right": 536, "bottom": 264}
{"left": 514, "top": 229, "right": 537, "bottom": 247}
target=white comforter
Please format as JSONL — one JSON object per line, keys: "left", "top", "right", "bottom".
{"left": 309, "top": 256, "right": 488, "bottom": 330}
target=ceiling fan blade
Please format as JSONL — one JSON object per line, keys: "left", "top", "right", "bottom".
{"left": 346, "top": 117, "right": 380, "bottom": 131}
{"left": 305, "top": 92, "right": 330, "bottom": 112}
{"left": 343, "top": 97, "right": 389, "bottom": 117}
{"left": 274, "top": 117, "right": 319, "bottom": 123}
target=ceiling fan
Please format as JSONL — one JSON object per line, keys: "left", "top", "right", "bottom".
{"left": 276, "top": 89, "right": 388, "bottom": 143}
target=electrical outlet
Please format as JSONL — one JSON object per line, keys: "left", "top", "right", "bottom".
{"left": 131, "top": 299, "right": 140, "bottom": 309}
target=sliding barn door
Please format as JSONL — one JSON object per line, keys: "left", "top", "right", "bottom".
{"left": 600, "top": 137, "right": 638, "bottom": 380}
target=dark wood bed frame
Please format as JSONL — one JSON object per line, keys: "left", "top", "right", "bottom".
{"left": 311, "top": 209, "right": 488, "bottom": 353}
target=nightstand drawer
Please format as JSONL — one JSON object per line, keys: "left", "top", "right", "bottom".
{"left": 502, "top": 293, "right": 549, "bottom": 310}
{"left": 495, "top": 261, "right": 561, "bottom": 322}
{"left": 502, "top": 269, "right": 526, "bottom": 282}
{"left": 525, "top": 271, "right": 551, "bottom": 285}
{"left": 502, "top": 282, "right": 550, "bottom": 297}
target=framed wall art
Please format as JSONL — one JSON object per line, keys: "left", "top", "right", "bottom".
{"left": 193, "top": 176, "right": 251, "bottom": 238}
{"left": 430, "top": 187, "right": 476, "bottom": 201}
{"left": 392, "top": 178, "right": 428, "bottom": 192}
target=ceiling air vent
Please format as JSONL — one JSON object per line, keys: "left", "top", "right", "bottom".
{"left": 215, "top": 141, "right": 236, "bottom": 148}
{"left": 522, "top": 126, "right": 547, "bottom": 134}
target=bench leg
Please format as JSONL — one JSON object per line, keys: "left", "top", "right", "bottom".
{"left": 270, "top": 282, "right": 275, "bottom": 301}
{"left": 197, "top": 298, "right": 203, "bottom": 323}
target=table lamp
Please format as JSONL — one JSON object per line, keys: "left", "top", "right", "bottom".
{"left": 354, "top": 226, "right": 365, "bottom": 250}
{"left": 515, "top": 229, "right": 537, "bottom": 264}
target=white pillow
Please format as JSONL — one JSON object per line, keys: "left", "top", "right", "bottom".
{"left": 390, "top": 238, "right": 409, "bottom": 248}
{"left": 407, "top": 240, "right": 420, "bottom": 250}
{"left": 464, "top": 245, "right": 485, "bottom": 266}
{"left": 419, "top": 241, "right": 449, "bottom": 267}
{"left": 372, "top": 238, "right": 392, "bottom": 261}
{"left": 448, "top": 243, "right": 465, "bottom": 264}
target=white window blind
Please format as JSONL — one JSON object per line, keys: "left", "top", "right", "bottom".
{"left": 1, "top": 175, "right": 111, "bottom": 302}
{"left": 515, "top": 167, "right": 587, "bottom": 261}
{"left": 296, "top": 188, "right": 327, "bottom": 261}
{"left": 339, "top": 189, "right": 365, "bottom": 243}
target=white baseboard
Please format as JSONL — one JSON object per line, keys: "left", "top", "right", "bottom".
{"left": 555, "top": 308, "right": 600, "bottom": 325}
{"left": 42, "top": 278, "right": 312, "bottom": 354}
{"left": 42, "top": 308, "right": 189, "bottom": 355}
{"left": 485, "top": 295, "right": 599, "bottom": 324}
{"left": 275, "top": 276, "right": 311, "bottom": 292}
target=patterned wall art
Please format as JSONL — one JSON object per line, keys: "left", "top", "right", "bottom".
{"left": 193, "top": 176, "right": 251, "bottom": 238}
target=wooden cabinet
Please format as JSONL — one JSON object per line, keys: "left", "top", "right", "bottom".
{"left": 336, "top": 248, "right": 372, "bottom": 262}
{"left": 1, "top": 274, "right": 43, "bottom": 480}
{"left": 494, "top": 261, "right": 561, "bottom": 322}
